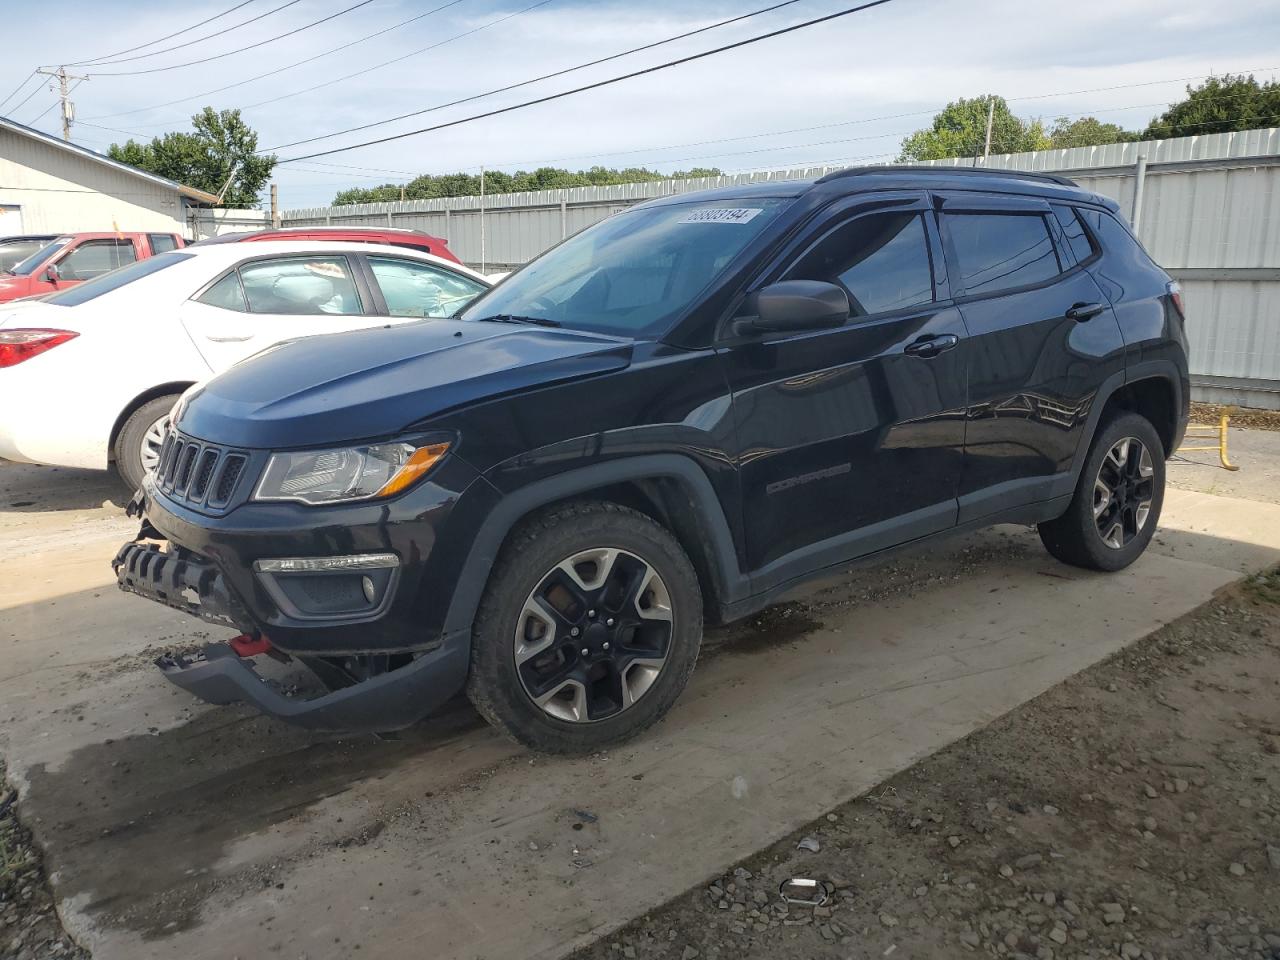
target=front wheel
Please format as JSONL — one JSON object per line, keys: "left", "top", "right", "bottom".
{"left": 467, "top": 501, "right": 703, "bottom": 753}
{"left": 1038, "top": 411, "right": 1166, "bottom": 572}
{"left": 114, "top": 394, "right": 180, "bottom": 492}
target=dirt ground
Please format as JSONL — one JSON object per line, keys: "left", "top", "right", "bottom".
{"left": 1191, "top": 402, "right": 1280, "bottom": 433}
{"left": 578, "top": 566, "right": 1280, "bottom": 960}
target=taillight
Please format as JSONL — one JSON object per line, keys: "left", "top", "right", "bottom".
{"left": 0, "top": 329, "right": 79, "bottom": 368}
{"left": 1167, "top": 281, "right": 1185, "bottom": 321}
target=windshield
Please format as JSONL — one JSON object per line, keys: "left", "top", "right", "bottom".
{"left": 459, "top": 198, "right": 792, "bottom": 338}
{"left": 44, "top": 252, "right": 194, "bottom": 306}
{"left": 0, "top": 239, "right": 53, "bottom": 273}
{"left": 8, "top": 237, "right": 71, "bottom": 276}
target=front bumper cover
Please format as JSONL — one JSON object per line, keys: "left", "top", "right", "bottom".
{"left": 113, "top": 540, "right": 254, "bottom": 632}
{"left": 156, "top": 640, "right": 469, "bottom": 733}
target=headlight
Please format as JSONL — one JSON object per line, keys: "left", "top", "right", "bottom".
{"left": 253, "top": 441, "right": 450, "bottom": 505}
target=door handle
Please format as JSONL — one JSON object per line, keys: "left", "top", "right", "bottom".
{"left": 1066, "top": 301, "right": 1105, "bottom": 322}
{"left": 205, "top": 334, "right": 253, "bottom": 342}
{"left": 904, "top": 333, "right": 959, "bottom": 359}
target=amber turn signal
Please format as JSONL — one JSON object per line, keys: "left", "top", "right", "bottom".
{"left": 375, "top": 442, "right": 451, "bottom": 498}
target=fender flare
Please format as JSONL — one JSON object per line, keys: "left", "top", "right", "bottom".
{"left": 1059, "top": 360, "right": 1185, "bottom": 497}
{"left": 441, "top": 454, "right": 747, "bottom": 639}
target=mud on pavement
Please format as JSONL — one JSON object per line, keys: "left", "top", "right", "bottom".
{"left": 579, "top": 567, "right": 1280, "bottom": 960}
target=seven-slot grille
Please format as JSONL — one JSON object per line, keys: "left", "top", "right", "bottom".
{"left": 154, "top": 429, "right": 249, "bottom": 509}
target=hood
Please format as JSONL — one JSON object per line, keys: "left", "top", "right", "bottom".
{"left": 0, "top": 275, "right": 37, "bottom": 304}
{"left": 177, "top": 319, "right": 634, "bottom": 448}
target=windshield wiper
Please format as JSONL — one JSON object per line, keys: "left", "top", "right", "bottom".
{"left": 472, "top": 313, "right": 561, "bottom": 328}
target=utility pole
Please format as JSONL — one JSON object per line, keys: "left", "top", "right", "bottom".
{"left": 982, "top": 96, "right": 995, "bottom": 160}
{"left": 479, "top": 165, "right": 486, "bottom": 275}
{"left": 36, "top": 66, "right": 89, "bottom": 141}
{"left": 270, "top": 183, "right": 280, "bottom": 228}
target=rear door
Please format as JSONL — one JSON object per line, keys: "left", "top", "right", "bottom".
{"left": 363, "top": 254, "right": 488, "bottom": 319}
{"left": 180, "top": 253, "right": 384, "bottom": 370}
{"left": 936, "top": 193, "right": 1126, "bottom": 522}
{"left": 721, "top": 193, "right": 968, "bottom": 590}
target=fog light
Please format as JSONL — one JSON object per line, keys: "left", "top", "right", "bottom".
{"left": 361, "top": 575, "right": 376, "bottom": 603}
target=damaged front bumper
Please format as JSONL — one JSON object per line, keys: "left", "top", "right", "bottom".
{"left": 156, "top": 639, "right": 469, "bottom": 733}
{"left": 115, "top": 540, "right": 470, "bottom": 733}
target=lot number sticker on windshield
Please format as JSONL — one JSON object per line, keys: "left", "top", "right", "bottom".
{"left": 679, "top": 208, "right": 763, "bottom": 225}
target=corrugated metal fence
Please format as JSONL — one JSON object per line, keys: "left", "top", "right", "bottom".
{"left": 282, "top": 128, "right": 1280, "bottom": 409}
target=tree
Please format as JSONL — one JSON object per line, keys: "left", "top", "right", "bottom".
{"left": 898, "top": 95, "right": 1051, "bottom": 161}
{"left": 1144, "top": 74, "right": 1280, "bottom": 140}
{"left": 331, "top": 165, "right": 725, "bottom": 206}
{"left": 107, "top": 108, "right": 276, "bottom": 207}
{"left": 1048, "top": 116, "right": 1139, "bottom": 149}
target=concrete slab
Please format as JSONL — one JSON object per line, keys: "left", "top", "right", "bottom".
{"left": 3, "top": 482, "right": 1277, "bottom": 960}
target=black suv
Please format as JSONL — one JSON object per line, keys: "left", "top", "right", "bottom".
{"left": 114, "top": 167, "right": 1189, "bottom": 752}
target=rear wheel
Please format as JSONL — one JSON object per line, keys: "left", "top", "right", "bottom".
{"left": 467, "top": 501, "right": 702, "bottom": 753}
{"left": 114, "top": 394, "right": 180, "bottom": 492}
{"left": 1038, "top": 411, "right": 1165, "bottom": 572}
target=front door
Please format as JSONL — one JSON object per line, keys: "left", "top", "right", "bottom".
{"left": 936, "top": 194, "right": 1126, "bottom": 522}
{"left": 721, "top": 196, "right": 968, "bottom": 593}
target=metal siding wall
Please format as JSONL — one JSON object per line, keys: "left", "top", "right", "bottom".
{"left": 0, "top": 129, "right": 187, "bottom": 234}
{"left": 281, "top": 129, "right": 1280, "bottom": 406}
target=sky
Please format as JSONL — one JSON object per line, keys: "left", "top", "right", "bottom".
{"left": 1, "top": 0, "right": 1277, "bottom": 209}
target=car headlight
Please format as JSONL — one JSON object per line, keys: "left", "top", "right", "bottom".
{"left": 253, "top": 441, "right": 450, "bottom": 505}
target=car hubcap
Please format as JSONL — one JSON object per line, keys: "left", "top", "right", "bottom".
{"left": 1093, "top": 437, "right": 1155, "bottom": 549}
{"left": 140, "top": 416, "right": 169, "bottom": 476}
{"left": 515, "top": 547, "right": 673, "bottom": 723}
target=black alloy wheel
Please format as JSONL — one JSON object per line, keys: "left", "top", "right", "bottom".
{"left": 516, "top": 547, "right": 673, "bottom": 723}
{"left": 1093, "top": 436, "right": 1155, "bottom": 549}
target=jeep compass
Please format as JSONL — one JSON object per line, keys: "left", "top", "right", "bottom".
{"left": 114, "top": 167, "right": 1190, "bottom": 753}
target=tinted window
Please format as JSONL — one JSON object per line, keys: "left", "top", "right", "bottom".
{"left": 9, "top": 237, "right": 71, "bottom": 275}
{"left": 197, "top": 271, "right": 248, "bottom": 312}
{"left": 459, "top": 198, "right": 791, "bottom": 338}
{"left": 238, "top": 257, "right": 362, "bottom": 315}
{"left": 0, "top": 239, "right": 50, "bottom": 273}
{"left": 44, "top": 252, "right": 194, "bottom": 306}
{"left": 368, "top": 256, "right": 486, "bottom": 318}
{"left": 58, "top": 240, "right": 137, "bottom": 281}
{"left": 946, "top": 213, "right": 1061, "bottom": 295}
{"left": 1078, "top": 208, "right": 1156, "bottom": 267}
{"left": 149, "top": 233, "right": 180, "bottom": 254}
{"left": 1051, "top": 205, "right": 1095, "bottom": 264}
{"left": 785, "top": 212, "right": 933, "bottom": 317}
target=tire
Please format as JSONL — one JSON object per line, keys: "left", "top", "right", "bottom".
{"left": 113, "top": 394, "right": 180, "bottom": 493}
{"left": 1038, "top": 411, "right": 1166, "bottom": 572}
{"left": 466, "top": 500, "right": 703, "bottom": 753}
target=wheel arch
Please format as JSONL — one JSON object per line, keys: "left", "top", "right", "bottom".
{"left": 442, "top": 456, "right": 748, "bottom": 641}
{"left": 1098, "top": 373, "right": 1180, "bottom": 457}
{"left": 108, "top": 382, "right": 194, "bottom": 461}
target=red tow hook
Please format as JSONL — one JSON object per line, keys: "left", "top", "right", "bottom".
{"left": 228, "top": 634, "right": 273, "bottom": 658}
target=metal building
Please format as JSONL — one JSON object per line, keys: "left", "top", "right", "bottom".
{"left": 0, "top": 116, "right": 218, "bottom": 236}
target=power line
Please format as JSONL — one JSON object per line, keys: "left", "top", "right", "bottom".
{"left": 273, "top": 0, "right": 899, "bottom": 162}
{"left": 2, "top": 77, "right": 46, "bottom": 117}
{"left": 86, "top": 0, "right": 378, "bottom": 77}
{"left": 66, "top": 0, "right": 264, "bottom": 66}
{"left": 28, "top": 78, "right": 85, "bottom": 126}
{"left": 0, "top": 71, "right": 38, "bottom": 113}
{"left": 81, "top": 0, "right": 471, "bottom": 122}
{"left": 239, "top": 0, "right": 559, "bottom": 113}
{"left": 265, "top": 0, "right": 808, "bottom": 153}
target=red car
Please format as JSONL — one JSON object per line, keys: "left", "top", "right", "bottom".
{"left": 193, "top": 227, "right": 460, "bottom": 264}
{"left": 0, "top": 232, "right": 186, "bottom": 303}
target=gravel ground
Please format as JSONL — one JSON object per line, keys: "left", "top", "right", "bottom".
{"left": 578, "top": 566, "right": 1280, "bottom": 960}
{"left": 1191, "top": 403, "right": 1280, "bottom": 432}
{"left": 0, "top": 762, "right": 87, "bottom": 960}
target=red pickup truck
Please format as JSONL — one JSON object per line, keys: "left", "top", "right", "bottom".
{"left": 0, "top": 231, "right": 185, "bottom": 303}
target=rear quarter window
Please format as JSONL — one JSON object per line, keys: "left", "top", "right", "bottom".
{"left": 1051, "top": 205, "right": 1096, "bottom": 264}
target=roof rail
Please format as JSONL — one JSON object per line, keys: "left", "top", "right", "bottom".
{"left": 814, "top": 165, "right": 1077, "bottom": 187}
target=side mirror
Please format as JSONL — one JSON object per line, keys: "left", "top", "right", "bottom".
{"left": 733, "top": 280, "right": 849, "bottom": 336}
{"left": 43, "top": 263, "right": 60, "bottom": 284}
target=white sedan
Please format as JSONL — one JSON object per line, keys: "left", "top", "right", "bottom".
{"left": 0, "top": 241, "right": 491, "bottom": 490}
